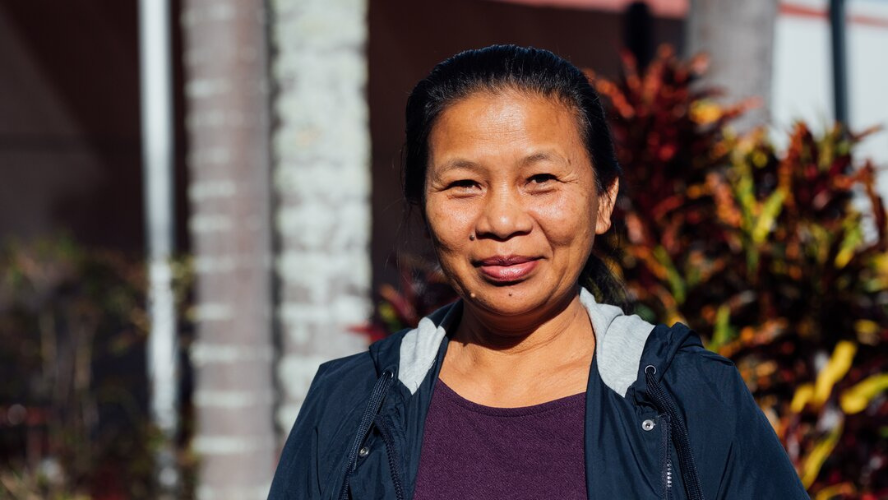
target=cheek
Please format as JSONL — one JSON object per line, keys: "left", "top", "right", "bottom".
{"left": 532, "top": 191, "right": 597, "bottom": 247}
{"left": 425, "top": 198, "right": 475, "bottom": 251}
{"left": 424, "top": 200, "right": 477, "bottom": 295}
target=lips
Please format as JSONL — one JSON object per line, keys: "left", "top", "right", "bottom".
{"left": 475, "top": 255, "right": 540, "bottom": 283}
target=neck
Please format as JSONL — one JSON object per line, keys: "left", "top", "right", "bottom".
{"left": 455, "top": 288, "right": 583, "bottom": 352}
{"left": 441, "top": 289, "right": 595, "bottom": 406}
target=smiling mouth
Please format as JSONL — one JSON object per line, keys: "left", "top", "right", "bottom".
{"left": 475, "top": 256, "right": 540, "bottom": 283}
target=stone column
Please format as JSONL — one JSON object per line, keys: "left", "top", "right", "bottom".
{"left": 181, "top": 1, "right": 276, "bottom": 498}
{"left": 269, "top": 0, "right": 372, "bottom": 435}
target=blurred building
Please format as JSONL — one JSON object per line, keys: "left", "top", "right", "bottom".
{"left": 771, "top": 0, "right": 888, "bottom": 195}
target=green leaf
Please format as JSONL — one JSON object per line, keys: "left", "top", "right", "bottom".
{"left": 752, "top": 189, "right": 785, "bottom": 244}
{"left": 834, "top": 214, "right": 863, "bottom": 269}
{"left": 653, "top": 246, "right": 686, "bottom": 304}
{"left": 707, "top": 304, "right": 734, "bottom": 351}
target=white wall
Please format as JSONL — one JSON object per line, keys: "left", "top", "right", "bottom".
{"left": 772, "top": 0, "right": 833, "bottom": 131}
{"left": 772, "top": 0, "right": 888, "bottom": 199}
{"left": 848, "top": 0, "right": 888, "bottom": 197}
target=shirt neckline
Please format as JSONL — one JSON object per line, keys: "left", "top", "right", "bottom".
{"left": 434, "top": 378, "right": 586, "bottom": 417}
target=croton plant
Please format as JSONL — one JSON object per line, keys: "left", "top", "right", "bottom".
{"left": 591, "top": 46, "right": 887, "bottom": 498}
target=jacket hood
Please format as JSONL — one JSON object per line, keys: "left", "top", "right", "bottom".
{"left": 369, "top": 287, "right": 702, "bottom": 399}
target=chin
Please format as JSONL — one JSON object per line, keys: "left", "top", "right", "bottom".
{"left": 467, "top": 284, "right": 555, "bottom": 318}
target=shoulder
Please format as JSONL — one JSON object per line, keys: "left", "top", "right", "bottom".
{"left": 637, "top": 323, "right": 751, "bottom": 436}
{"left": 270, "top": 350, "right": 378, "bottom": 499}
{"left": 648, "top": 324, "right": 808, "bottom": 496}
{"left": 301, "top": 326, "right": 417, "bottom": 418}
{"left": 311, "top": 351, "right": 376, "bottom": 391}
{"left": 286, "top": 351, "right": 378, "bottom": 439}
{"left": 301, "top": 300, "right": 460, "bottom": 418}
{"left": 649, "top": 323, "right": 746, "bottom": 409}
{"left": 306, "top": 324, "right": 414, "bottom": 392}
{"left": 668, "top": 332, "right": 808, "bottom": 496}
{"left": 270, "top": 311, "right": 454, "bottom": 499}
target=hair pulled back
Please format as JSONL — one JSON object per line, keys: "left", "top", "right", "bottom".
{"left": 402, "top": 45, "right": 627, "bottom": 308}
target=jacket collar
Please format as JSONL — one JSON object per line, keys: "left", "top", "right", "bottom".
{"left": 379, "top": 288, "right": 660, "bottom": 399}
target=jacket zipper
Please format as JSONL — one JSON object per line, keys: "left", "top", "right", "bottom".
{"left": 339, "top": 371, "right": 395, "bottom": 500}
{"left": 661, "top": 416, "right": 673, "bottom": 500}
{"left": 666, "top": 458, "right": 674, "bottom": 499}
{"left": 645, "top": 366, "right": 705, "bottom": 500}
{"left": 377, "top": 418, "right": 405, "bottom": 500}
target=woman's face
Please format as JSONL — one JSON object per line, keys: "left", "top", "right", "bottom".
{"left": 424, "top": 90, "right": 618, "bottom": 319}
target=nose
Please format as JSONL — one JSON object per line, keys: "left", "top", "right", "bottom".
{"left": 475, "top": 185, "right": 533, "bottom": 241}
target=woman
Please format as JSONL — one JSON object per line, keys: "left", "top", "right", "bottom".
{"left": 268, "top": 46, "right": 808, "bottom": 500}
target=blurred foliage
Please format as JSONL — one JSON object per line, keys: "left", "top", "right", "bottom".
{"left": 591, "top": 46, "right": 888, "bottom": 498}
{"left": 362, "top": 46, "right": 888, "bottom": 498}
{"left": 0, "top": 236, "right": 194, "bottom": 499}
{"left": 352, "top": 255, "right": 458, "bottom": 342}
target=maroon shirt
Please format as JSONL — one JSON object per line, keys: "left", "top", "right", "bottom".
{"left": 413, "top": 379, "right": 587, "bottom": 499}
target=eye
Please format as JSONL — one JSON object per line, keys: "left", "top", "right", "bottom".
{"left": 528, "top": 173, "right": 557, "bottom": 185}
{"left": 445, "top": 179, "right": 482, "bottom": 195}
{"left": 449, "top": 179, "right": 478, "bottom": 189}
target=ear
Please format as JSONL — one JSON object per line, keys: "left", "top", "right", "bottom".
{"left": 595, "top": 177, "right": 619, "bottom": 235}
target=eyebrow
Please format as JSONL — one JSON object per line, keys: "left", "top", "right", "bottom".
{"left": 520, "top": 151, "right": 565, "bottom": 166}
{"left": 435, "top": 158, "right": 481, "bottom": 173}
{"left": 435, "top": 150, "right": 566, "bottom": 173}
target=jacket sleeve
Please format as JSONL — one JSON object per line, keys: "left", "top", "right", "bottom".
{"left": 715, "top": 366, "right": 810, "bottom": 500}
{"left": 267, "top": 364, "right": 330, "bottom": 500}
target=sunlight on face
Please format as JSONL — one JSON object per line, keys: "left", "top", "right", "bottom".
{"left": 424, "top": 90, "right": 617, "bottom": 319}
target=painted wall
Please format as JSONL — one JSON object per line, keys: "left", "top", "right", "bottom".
{"left": 0, "top": 0, "right": 190, "bottom": 254}
{"left": 772, "top": 0, "right": 888, "bottom": 198}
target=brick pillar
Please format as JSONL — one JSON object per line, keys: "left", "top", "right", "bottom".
{"left": 181, "top": 1, "right": 275, "bottom": 498}
{"left": 269, "top": 0, "right": 372, "bottom": 434}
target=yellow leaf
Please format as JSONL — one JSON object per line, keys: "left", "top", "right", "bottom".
{"left": 840, "top": 373, "right": 888, "bottom": 414}
{"left": 813, "top": 341, "right": 857, "bottom": 406}
{"left": 874, "top": 253, "right": 888, "bottom": 274}
{"left": 752, "top": 150, "right": 768, "bottom": 168}
{"left": 834, "top": 247, "right": 854, "bottom": 269}
{"left": 690, "top": 100, "right": 722, "bottom": 125}
{"left": 814, "top": 483, "right": 856, "bottom": 500}
{"left": 855, "top": 319, "right": 880, "bottom": 335}
{"left": 801, "top": 421, "right": 843, "bottom": 488}
{"left": 855, "top": 319, "right": 882, "bottom": 345}
{"left": 665, "top": 310, "right": 686, "bottom": 328}
{"left": 791, "top": 383, "right": 814, "bottom": 413}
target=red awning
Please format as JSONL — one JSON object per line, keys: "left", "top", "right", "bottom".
{"left": 484, "top": 0, "right": 688, "bottom": 18}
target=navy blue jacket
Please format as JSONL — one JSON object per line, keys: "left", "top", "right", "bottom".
{"left": 268, "top": 289, "right": 809, "bottom": 499}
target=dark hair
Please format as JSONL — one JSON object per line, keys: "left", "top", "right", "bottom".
{"left": 402, "top": 45, "right": 627, "bottom": 308}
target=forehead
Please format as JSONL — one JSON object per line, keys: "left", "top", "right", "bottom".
{"left": 437, "top": 88, "right": 581, "bottom": 130}
{"left": 428, "top": 90, "right": 588, "bottom": 165}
